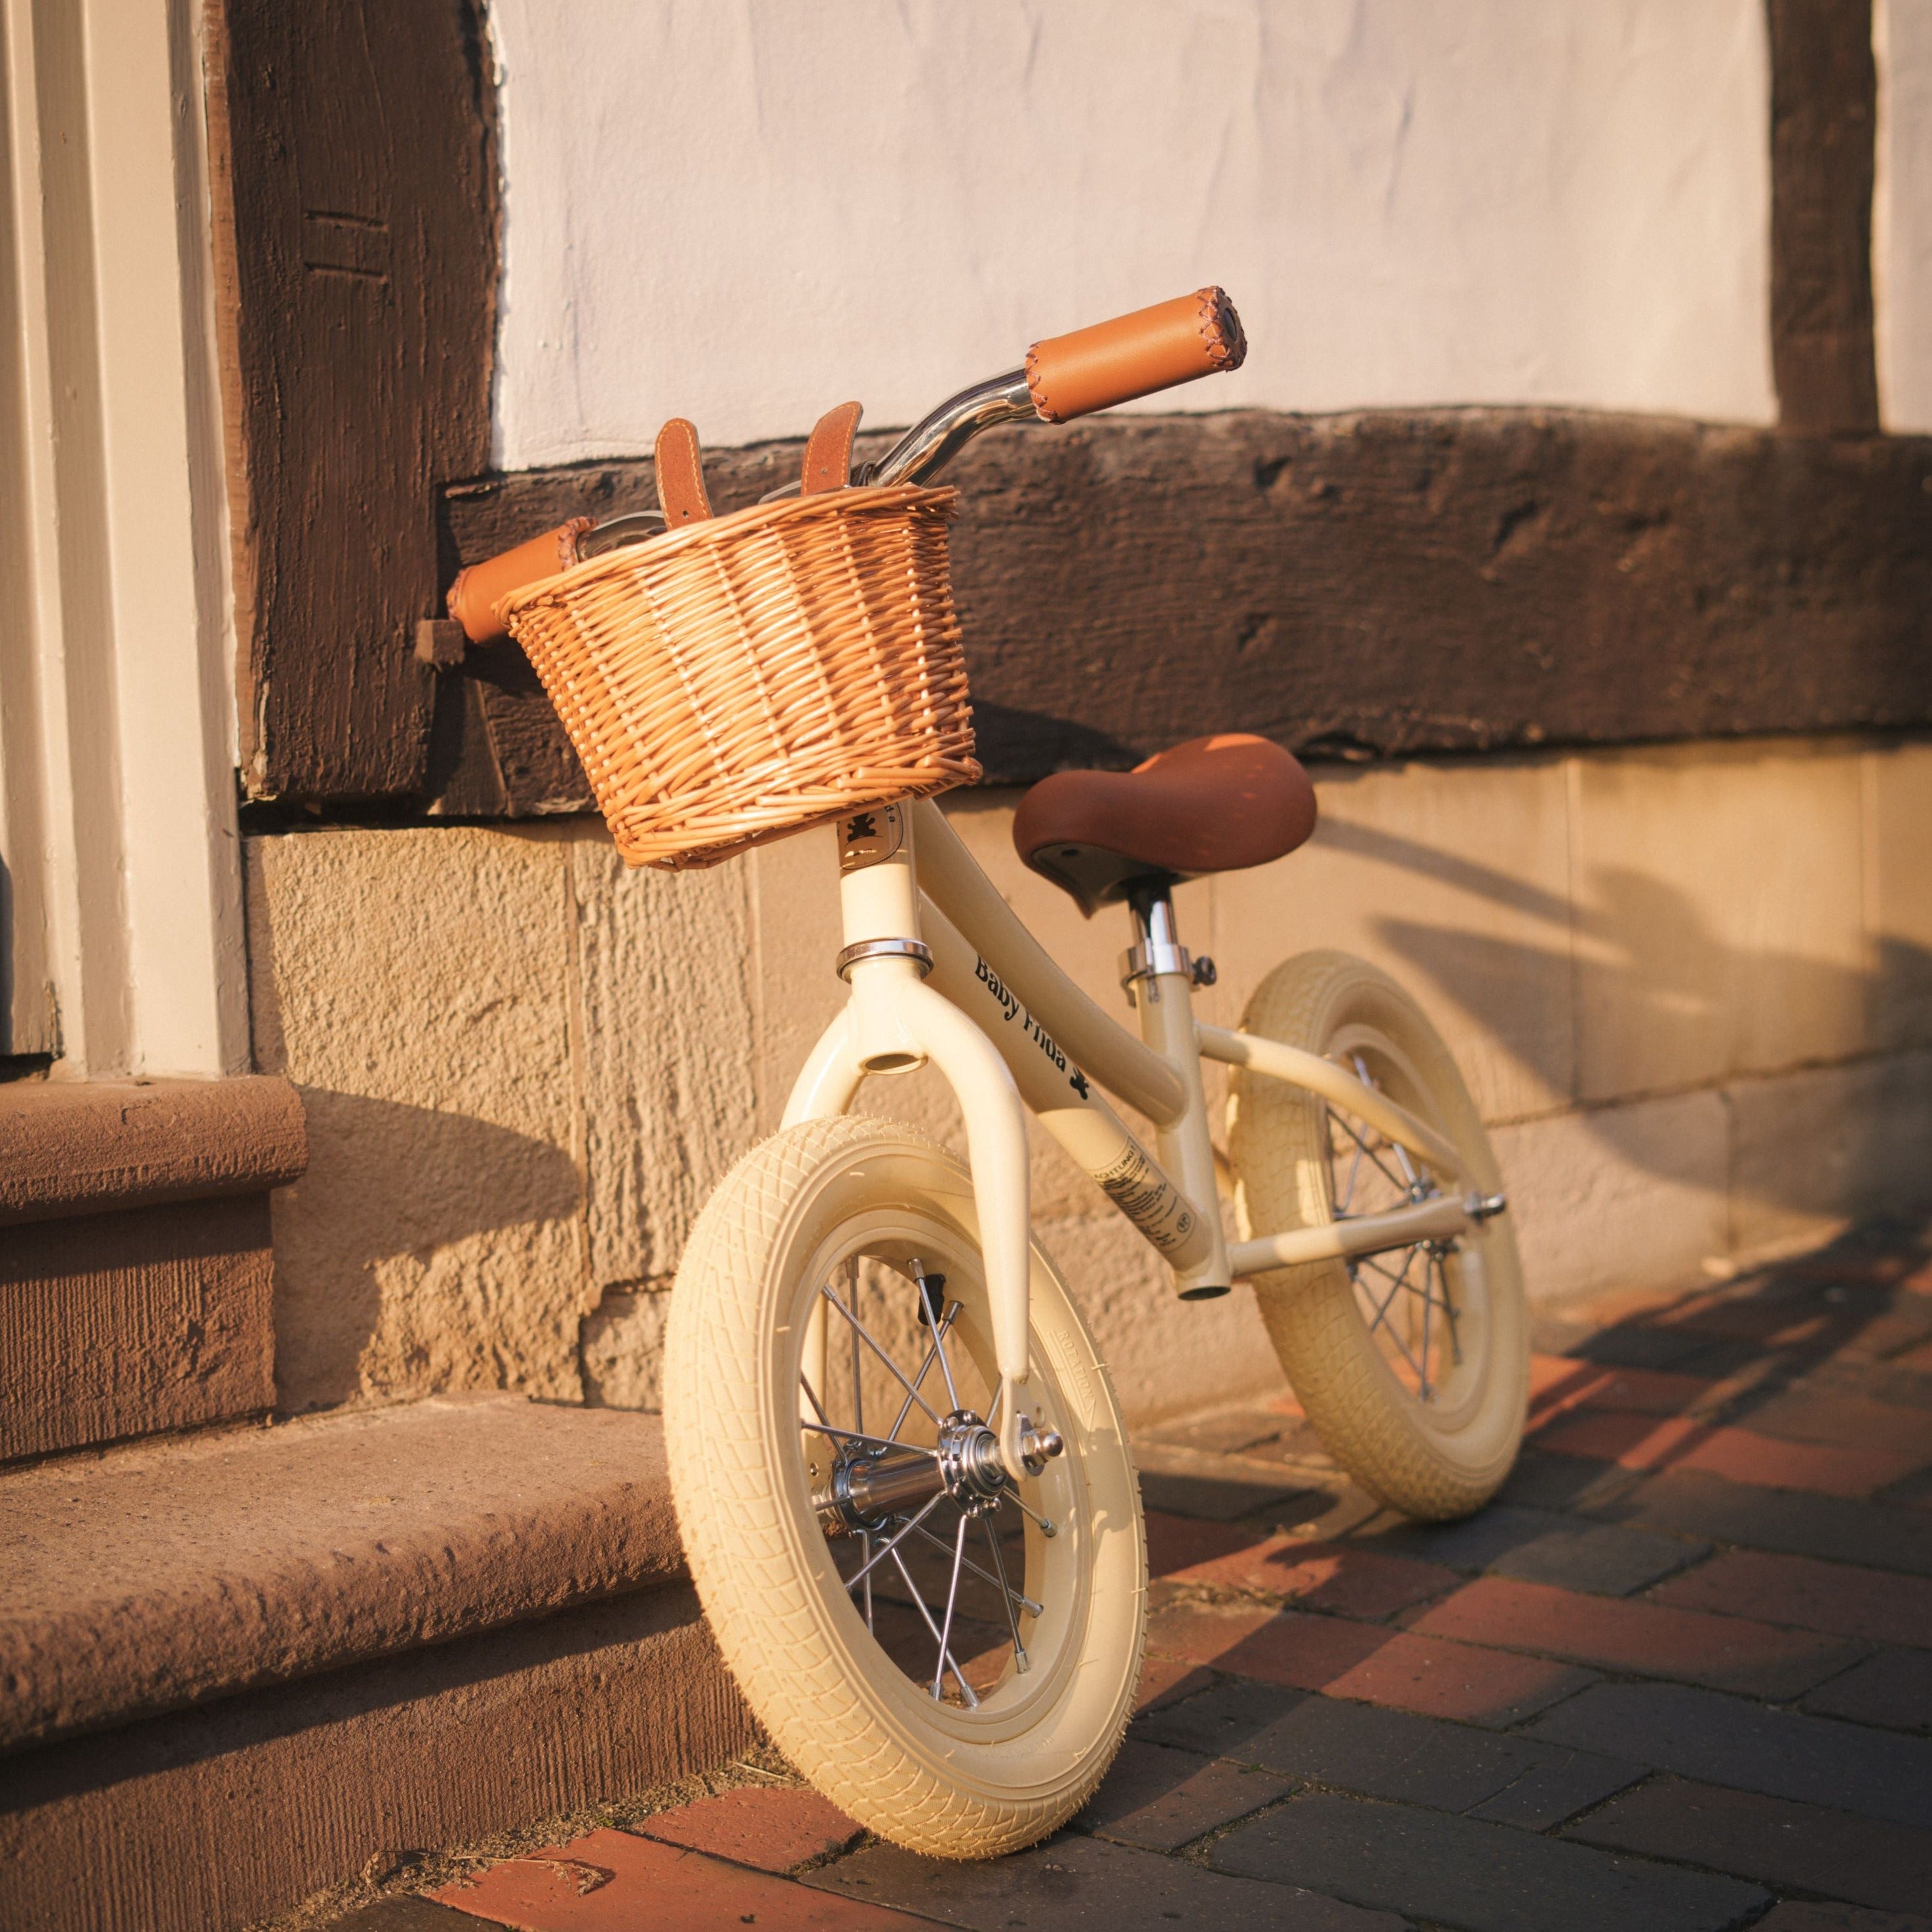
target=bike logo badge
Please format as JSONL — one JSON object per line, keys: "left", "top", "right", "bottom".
{"left": 839, "top": 802, "right": 907, "bottom": 873}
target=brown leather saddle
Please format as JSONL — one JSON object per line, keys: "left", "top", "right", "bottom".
{"left": 1012, "top": 732, "right": 1317, "bottom": 915}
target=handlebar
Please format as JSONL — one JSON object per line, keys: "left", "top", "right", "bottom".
{"left": 447, "top": 287, "right": 1245, "bottom": 645}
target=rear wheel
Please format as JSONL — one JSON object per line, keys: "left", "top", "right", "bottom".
{"left": 1227, "top": 951, "right": 1528, "bottom": 1519}
{"left": 664, "top": 1114, "right": 1145, "bottom": 1858}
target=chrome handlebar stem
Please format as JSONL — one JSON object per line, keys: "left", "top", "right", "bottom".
{"left": 869, "top": 369, "right": 1036, "bottom": 487}
{"left": 760, "top": 369, "right": 1038, "bottom": 503}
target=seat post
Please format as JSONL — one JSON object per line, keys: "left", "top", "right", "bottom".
{"left": 1120, "top": 882, "right": 1230, "bottom": 1298}
{"left": 1121, "top": 882, "right": 1214, "bottom": 1007}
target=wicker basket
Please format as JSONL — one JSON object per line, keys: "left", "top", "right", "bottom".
{"left": 499, "top": 483, "right": 980, "bottom": 869}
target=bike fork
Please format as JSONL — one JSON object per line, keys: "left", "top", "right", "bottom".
{"left": 797, "top": 805, "right": 1039, "bottom": 1483}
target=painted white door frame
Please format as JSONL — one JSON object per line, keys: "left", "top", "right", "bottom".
{"left": 0, "top": 0, "right": 245, "bottom": 1077}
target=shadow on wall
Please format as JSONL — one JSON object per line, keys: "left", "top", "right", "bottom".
{"left": 268, "top": 1088, "right": 584, "bottom": 1412}
{"left": 1318, "top": 818, "right": 1932, "bottom": 1230}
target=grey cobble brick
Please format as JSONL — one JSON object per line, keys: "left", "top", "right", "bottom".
{"left": 1527, "top": 1682, "right": 1932, "bottom": 1828}
{"left": 806, "top": 1832, "right": 1405, "bottom": 1931}
{"left": 1071, "top": 1739, "right": 1291, "bottom": 1851}
{"left": 1565, "top": 1774, "right": 1932, "bottom": 1915}
{"left": 1207, "top": 1790, "right": 1768, "bottom": 1932}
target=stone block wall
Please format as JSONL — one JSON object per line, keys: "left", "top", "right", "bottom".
{"left": 245, "top": 735, "right": 1932, "bottom": 1424}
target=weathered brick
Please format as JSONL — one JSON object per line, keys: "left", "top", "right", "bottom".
{"left": 1139, "top": 1683, "right": 1640, "bottom": 1828}
{"left": 1130, "top": 1677, "right": 1305, "bottom": 1757}
{"left": 637, "top": 1785, "right": 862, "bottom": 1872}
{"left": 1161, "top": 1534, "right": 1455, "bottom": 1618}
{"left": 1367, "top": 1502, "right": 1582, "bottom": 1571}
{"left": 432, "top": 1827, "right": 924, "bottom": 1929}
{"left": 1145, "top": 1510, "right": 1262, "bottom": 1577}
{"left": 1566, "top": 1464, "right": 1932, "bottom": 1578}
{"left": 330, "top": 1903, "right": 477, "bottom": 1930}
{"left": 1486, "top": 1520, "right": 1710, "bottom": 1595}
{"left": 1738, "top": 1386, "right": 1932, "bottom": 1462}
{"left": 1463, "top": 1749, "right": 1650, "bottom": 1832}
{"left": 1146, "top": 1599, "right": 1595, "bottom": 1726}
{"left": 1133, "top": 1652, "right": 1217, "bottom": 1714}
{"left": 1754, "top": 1904, "right": 1932, "bottom": 1931}
{"left": 1803, "top": 1649, "right": 1932, "bottom": 1733}
{"left": 1536, "top": 1410, "right": 1920, "bottom": 1499}
{"left": 806, "top": 1832, "right": 1403, "bottom": 1930}
{"left": 1566, "top": 1774, "right": 1932, "bottom": 1914}
{"left": 1412, "top": 1575, "right": 1862, "bottom": 1697}
{"left": 1526, "top": 1682, "right": 1932, "bottom": 1827}
{"left": 1568, "top": 1324, "right": 1761, "bottom": 1378}
{"left": 1208, "top": 1791, "right": 1768, "bottom": 1932}
{"left": 1528, "top": 1354, "right": 1714, "bottom": 1426}
{"left": 1072, "top": 1739, "right": 1290, "bottom": 1851}
{"left": 1651, "top": 1547, "right": 1932, "bottom": 1648}
{"left": 1134, "top": 1459, "right": 1331, "bottom": 1524}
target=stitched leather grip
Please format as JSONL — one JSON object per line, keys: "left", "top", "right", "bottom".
{"left": 446, "top": 519, "right": 594, "bottom": 646}
{"left": 1025, "top": 287, "right": 1246, "bottom": 424}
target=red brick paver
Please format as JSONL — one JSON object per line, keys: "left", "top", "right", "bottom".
{"left": 1146, "top": 1599, "right": 1593, "bottom": 1726}
{"left": 637, "top": 1785, "right": 862, "bottom": 1872}
{"left": 1412, "top": 1575, "right": 1862, "bottom": 1697}
{"left": 1535, "top": 1409, "right": 1923, "bottom": 1498}
{"left": 430, "top": 1827, "right": 923, "bottom": 1929}
{"left": 1528, "top": 1354, "right": 1715, "bottom": 1427}
{"left": 1651, "top": 1548, "right": 1932, "bottom": 1650}
{"left": 1162, "top": 1532, "right": 1456, "bottom": 1618}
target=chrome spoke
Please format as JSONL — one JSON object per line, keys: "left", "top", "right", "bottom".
{"left": 859, "top": 1528, "right": 875, "bottom": 1629}
{"left": 932, "top": 1511, "right": 972, "bottom": 1701}
{"left": 1418, "top": 1249, "right": 1434, "bottom": 1399}
{"left": 905, "top": 1517, "right": 1042, "bottom": 1616}
{"left": 847, "top": 1259, "right": 865, "bottom": 1438}
{"left": 1005, "top": 1487, "right": 1059, "bottom": 1538}
{"left": 799, "top": 1369, "right": 830, "bottom": 1426}
{"left": 844, "top": 1492, "right": 946, "bottom": 1591}
{"left": 983, "top": 1512, "right": 1030, "bottom": 1670}
{"left": 887, "top": 1543, "right": 979, "bottom": 1709}
{"left": 801, "top": 1419, "right": 940, "bottom": 1459}
{"left": 820, "top": 1284, "right": 942, "bottom": 1428}
{"left": 1327, "top": 1107, "right": 1414, "bottom": 1199}
{"left": 919, "top": 1268, "right": 965, "bottom": 1414}
{"left": 882, "top": 1301, "right": 962, "bottom": 1445}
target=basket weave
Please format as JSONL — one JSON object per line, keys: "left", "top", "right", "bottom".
{"left": 499, "top": 484, "right": 980, "bottom": 869}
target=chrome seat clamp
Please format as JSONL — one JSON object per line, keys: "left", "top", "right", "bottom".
{"left": 836, "top": 938, "right": 935, "bottom": 981}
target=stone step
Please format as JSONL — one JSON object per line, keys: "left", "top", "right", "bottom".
{"left": 0, "top": 1076, "right": 306, "bottom": 1461}
{"left": 0, "top": 1393, "right": 754, "bottom": 1931}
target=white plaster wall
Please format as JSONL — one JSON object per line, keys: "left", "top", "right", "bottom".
{"left": 487, "top": 0, "right": 1775, "bottom": 466}
{"left": 1876, "top": 0, "right": 1932, "bottom": 430}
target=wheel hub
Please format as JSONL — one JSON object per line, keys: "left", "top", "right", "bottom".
{"left": 815, "top": 1410, "right": 1062, "bottom": 1538}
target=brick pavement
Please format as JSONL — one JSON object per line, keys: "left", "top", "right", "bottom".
{"left": 338, "top": 1219, "right": 1932, "bottom": 1931}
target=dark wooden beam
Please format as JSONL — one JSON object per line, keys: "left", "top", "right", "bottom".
{"left": 425, "top": 409, "right": 1932, "bottom": 801}
{"left": 204, "top": 0, "right": 499, "bottom": 801}
{"left": 1768, "top": 0, "right": 1880, "bottom": 432}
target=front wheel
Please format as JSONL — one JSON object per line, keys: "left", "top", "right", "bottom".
{"left": 664, "top": 1115, "right": 1145, "bottom": 1859}
{"left": 1228, "top": 951, "right": 1528, "bottom": 1519}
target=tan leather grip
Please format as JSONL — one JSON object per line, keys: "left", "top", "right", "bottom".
{"left": 1024, "top": 287, "right": 1246, "bottom": 424}
{"left": 446, "top": 518, "right": 592, "bottom": 646}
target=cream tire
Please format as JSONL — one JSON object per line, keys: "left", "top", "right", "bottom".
{"left": 1228, "top": 951, "right": 1528, "bottom": 1519}
{"left": 663, "top": 1114, "right": 1145, "bottom": 1859}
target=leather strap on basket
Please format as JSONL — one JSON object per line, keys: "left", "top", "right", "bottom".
{"left": 655, "top": 418, "right": 713, "bottom": 525}
{"left": 801, "top": 400, "right": 863, "bottom": 493}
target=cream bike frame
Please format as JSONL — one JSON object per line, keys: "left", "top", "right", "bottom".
{"left": 789, "top": 793, "right": 1504, "bottom": 1487}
